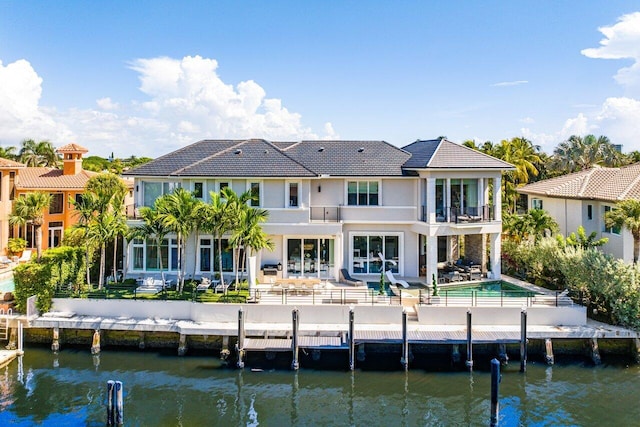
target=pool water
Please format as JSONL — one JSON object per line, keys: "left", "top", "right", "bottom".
{"left": 440, "top": 281, "right": 537, "bottom": 297}
{"left": 0, "top": 276, "right": 15, "bottom": 293}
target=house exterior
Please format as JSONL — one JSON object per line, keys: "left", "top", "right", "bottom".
{"left": 517, "top": 163, "right": 640, "bottom": 263}
{"left": 1, "top": 143, "right": 134, "bottom": 254}
{"left": 123, "top": 138, "right": 513, "bottom": 283}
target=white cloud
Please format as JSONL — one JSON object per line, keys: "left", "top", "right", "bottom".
{"left": 491, "top": 80, "right": 528, "bottom": 87}
{"left": 0, "top": 55, "right": 336, "bottom": 157}
{"left": 96, "top": 97, "right": 119, "bottom": 111}
{"left": 582, "top": 12, "right": 640, "bottom": 94}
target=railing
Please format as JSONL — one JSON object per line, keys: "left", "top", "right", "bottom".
{"left": 418, "top": 290, "right": 575, "bottom": 307}
{"left": 310, "top": 206, "right": 340, "bottom": 222}
{"left": 251, "top": 288, "right": 403, "bottom": 306}
{"left": 125, "top": 204, "right": 139, "bottom": 219}
{"left": 421, "top": 205, "right": 494, "bottom": 223}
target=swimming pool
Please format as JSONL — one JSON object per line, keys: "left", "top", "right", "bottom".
{"left": 439, "top": 281, "right": 538, "bottom": 297}
{"left": 0, "top": 276, "right": 15, "bottom": 293}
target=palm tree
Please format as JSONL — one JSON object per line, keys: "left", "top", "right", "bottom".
{"left": 9, "top": 192, "right": 52, "bottom": 260}
{"left": 157, "top": 188, "right": 199, "bottom": 292}
{"left": 222, "top": 188, "right": 253, "bottom": 287}
{"left": 493, "top": 137, "right": 542, "bottom": 213}
{"left": 551, "top": 134, "right": 622, "bottom": 174}
{"left": 565, "top": 226, "right": 608, "bottom": 249}
{"left": 199, "top": 190, "right": 232, "bottom": 292}
{"left": 231, "top": 205, "right": 273, "bottom": 286}
{"left": 86, "top": 212, "right": 118, "bottom": 289}
{"left": 128, "top": 205, "right": 170, "bottom": 273}
{"left": 0, "top": 145, "right": 17, "bottom": 160}
{"left": 604, "top": 200, "right": 640, "bottom": 263}
{"left": 18, "top": 139, "right": 60, "bottom": 167}
{"left": 70, "top": 192, "right": 99, "bottom": 284}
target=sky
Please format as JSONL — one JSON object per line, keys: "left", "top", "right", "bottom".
{"left": 1, "top": 1, "right": 640, "bottom": 158}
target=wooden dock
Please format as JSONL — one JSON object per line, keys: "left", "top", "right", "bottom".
{"left": 0, "top": 349, "right": 20, "bottom": 368}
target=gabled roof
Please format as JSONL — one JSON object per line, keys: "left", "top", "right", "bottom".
{"left": 518, "top": 163, "right": 640, "bottom": 202}
{"left": 0, "top": 158, "right": 25, "bottom": 168}
{"left": 16, "top": 168, "right": 98, "bottom": 190}
{"left": 402, "top": 139, "right": 514, "bottom": 170}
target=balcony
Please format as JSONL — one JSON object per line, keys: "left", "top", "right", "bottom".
{"left": 310, "top": 206, "right": 340, "bottom": 222}
{"left": 422, "top": 205, "right": 494, "bottom": 223}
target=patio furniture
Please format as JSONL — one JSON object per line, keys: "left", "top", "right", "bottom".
{"left": 18, "top": 250, "right": 32, "bottom": 263}
{"left": 214, "top": 281, "right": 230, "bottom": 294}
{"left": 136, "top": 277, "right": 165, "bottom": 294}
{"left": 0, "top": 256, "right": 13, "bottom": 266}
{"left": 385, "top": 270, "right": 409, "bottom": 289}
{"left": 196, "top": 277, "right": 211, "bottom": 292}
{"left": 339, "top": 269, "right": 365, "bottom": 287}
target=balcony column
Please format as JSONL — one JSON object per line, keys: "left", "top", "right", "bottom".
{"left": 478, "top": 179, "right": 484, "bottom": 217}
{"left": 426, "top": 235, "right": 438, "bottom": 287}
{"left": 493, "top": 176, "right": 502, "bottom": 221}
{"left": 445, "top": 178, "right": 451, "bottom": 222}
{"left": 490, "top": 232, "right": 501, "bottom": 279}
{"left": 426, "top": 177, "right": 436, "bottom": 223}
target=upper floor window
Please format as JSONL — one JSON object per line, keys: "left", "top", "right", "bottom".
{"left": 142, "top": 181, "right": 181, "bottom": 207}
{"left": 49, "top": 193, "right": 64, "bottom": 214}
{"left": 250, "top": 182, "right": 261, "bottom": 207}
{"left": 219, "top": 182, "right": 229, "bottom": 192}
{"left": 287, "top": 182, "right": 299, "bottom": 207}
{"left": 587, "top": 204, "right": 593, "bottom": 220}
{"left": 348, "top": 181, "right": 379, "bottom": 206}
{"left": 603, "top": 206, "right": 621, "bottom": 235}
{"left": 193, "top": 182, "right": 204, "bottom": 199}
{"left": 532, "top": 199, "right": 543, "bottom": 210}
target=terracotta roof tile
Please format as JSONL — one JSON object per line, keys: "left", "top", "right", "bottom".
{"left": 0, "top": 158, "right": 25, "bottom": 168}
{"left": 16, "top": 168, "right": 98, "bottom": 190}
{"left": 56, "top": 143, "right": 88, "bottom": 153}
{"left": 519, "top": 163, "right": 640, "bottom": 202}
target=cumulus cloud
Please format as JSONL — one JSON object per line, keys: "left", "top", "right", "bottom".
{"left": 582, "top": 12, "right": 640, "bottom": 93}
{"left": 491, "top": 80, "right": 528, "bottom": 87}
{"left": 0, "top": 55, "right": 336, "bottom": 156}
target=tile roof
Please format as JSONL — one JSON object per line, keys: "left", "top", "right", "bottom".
{"left": 16, "top": 168, "right": 98, "bottom": 190}
{"left": 56, "top": 143, "right": 88, "bottom": 153}
{"left": 518, "top": 163, "right": 640, "bottom": 202}
{"left": 124, "top": 138, "right": 512, "bottom": 178}
{"left": 402, "top": 139, "right": 514, "bottom": 169}
{"left": 0, "top": 158, "right": 25, "bottom": 168}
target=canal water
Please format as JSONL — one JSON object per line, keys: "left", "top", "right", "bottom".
{"left": 1, "top": 347, "right": 639, "bottom": 426}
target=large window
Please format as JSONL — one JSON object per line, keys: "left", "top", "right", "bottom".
{"left": 347, "top": 181, "right": 379, "bottom": 206}
{"left": 131, "top": 237, "right": 178, "bottom": 271}
{"left": 603, "top": 206, "right": 621, "bottom": 235}
{"left": 532, "top": 199, "right": 543, "bottom": 210}
{"left": 287, "top": 182, "right": 299, "bottom": 207}
{"left": 198, "top": 238, "right": 233, "bottom": 273}
{"left": 250, "top": 182, "right": 261, "bottom": 207}
{"left": 48, "top": 221, "right": 63, "bottom": 248}
{"left": 193, "top": 182, "right": 204, "bottom": 199}
{"left": 351, "top": 233, "right": 400, "bottom": 274}
{"left": 287, "top": 238, "right": 335, "bottom": 278}
{"left": 142, "top": 181, "right": 181, "bottom": 207}
{"left": 49, "top": 193, "right": 64, "bottom": 214}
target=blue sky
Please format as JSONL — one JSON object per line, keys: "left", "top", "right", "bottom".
{"left": 1, "top": 1, "right": 640, "bottom": 158}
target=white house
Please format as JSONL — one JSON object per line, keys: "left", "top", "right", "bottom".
{"left": 123, "top": 138, "right": 513, "bottom": 283}
{"left": 518, "top": 163, "right": 640, "bottom": 263}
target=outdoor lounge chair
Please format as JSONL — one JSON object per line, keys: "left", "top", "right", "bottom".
{"left": 18, "top": 250, "right": 32, "bottom": 263}
{"left": 0, "top": 256, "right": 13, "bottom": 266}
{"left": 339, "top": 269, "right": 365, "bottom": 287}
{"left": 214, "top": 281, "right": 230, "bottom": 294}
{"left": 196, "top": 277, "right": 211, "bottom": 292}
{"left": 385, "top": 270, "right": 409, "bottom": 289}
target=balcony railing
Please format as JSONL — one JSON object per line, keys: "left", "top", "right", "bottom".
{"left": 126, "top": 204, "right": 140, "bottom": 220}
{"left": 310, "top": 206, "right": 340, "bottom": 222}
{"left": 422, "top": 205, "right": 494, "bottom": 223}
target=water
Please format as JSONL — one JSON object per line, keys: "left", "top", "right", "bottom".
{"left": 1, "top": 347, "right": 639, "bottom": 426}
{"left": 0, "top": 276, "right": 14, "bottom": 293}
{"left": 441, "top": 281, "right": 537, "bottom": 298}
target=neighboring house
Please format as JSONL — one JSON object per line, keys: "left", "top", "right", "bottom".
{"left": 123, "top": 138, "right": 513, "bottom": 283}
{"left": 4, "top": 143, "right": 133, "bottom": 254}
{"left": 518, "top": 163, "right": 640, "bottom": 263}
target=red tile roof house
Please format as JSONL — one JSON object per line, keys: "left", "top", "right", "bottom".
{"left": 518, "top": 163, "right": 640, "bottom": 263}
{"left": 123, "top": 138, "right": 513, "bottom": 285}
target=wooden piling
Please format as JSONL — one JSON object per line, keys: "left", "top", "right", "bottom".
{"left": 589, "top": 338, "right": 602, "bottom": 365}
{"left": 138, "top": 332, "right": 145, "bottom": 350}
{"left": 633, "top": 338, "right": 640, "bottom": 364}
{"left": 498, "top": 343, "right": 508, "bottom": 365}
{"left": 177, "top": 334, "right": 188, "bottom": 356}
{"left": 348, "top": 308, "right": 355, "bottom": 371}
{"left": 452, "top": 344, "right": 461, "bottom": 364}
{"left": 91, "top": 329, "right": 101, "bottom": 355}
{"left": 114, "top": 380, "right": 123, "bottom": 425}
{"left": 520, "top": 309, "right": 527, "bottom": 372}
{"left": 465, "top": 310, "right": 473, "bottom": 370}
{"left": 490, "top": 358, "right": 500, "bottom": 426}
{"left": 51, "top": 326, "right": 60, "bottom": 352}
{"left": 291, "top": 308, "right": 299, "bottom": 370}
{"left": 221, "top": 336, "right": 230, "bottom": 361}
{"left": 401, "top": 309, "right": 409, "bottom": 371}
{"left": 107, "top": 380, "right": 115, "bottom": 425}
{"left": 545, "top": 338, "right": 555, "bottom": 365}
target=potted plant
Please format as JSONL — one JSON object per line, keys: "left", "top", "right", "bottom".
{"left": 7, "top": 237, "right": 27, "bottom": 258}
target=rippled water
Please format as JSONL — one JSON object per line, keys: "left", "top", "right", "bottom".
{"left": 1, "top": 347, "right": 639, "bottom": 426}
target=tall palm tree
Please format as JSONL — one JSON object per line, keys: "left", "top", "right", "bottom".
{"left": 604, "top": 200, "right": 640, "bottom": 263}
{"left": 0, "top": 145, "right": 17, "bottom": 160}
{"left": 9, "top": 192, "right": 52, "bottom": 260}
{"left": 70, "top": 192, "right": 99, "bottom": 284}
{"left": 551, "top": 134, "right": 622, "bottom": 174}
{"left": 86, "top": 212, "right": 118, "bottom": 289}
{"left": 241, "top": 206, "right": 274, "bottom": 281}
{"left": 222, "top": 188, "right": 253, "bottom": 287}
{"left": 199, "top": 190, "right": 232, "bottom": 292}
{"left": 493, "top": 137, "right": 542, "bottom": 213}
{"left": 157, "top": 188, "right": 199, "bottom": 292}
{"left": 128, "top": 204, "right": 170, "bottom": 273}
{"left": 18, "top": 139, "right": 60, "bottom": 167}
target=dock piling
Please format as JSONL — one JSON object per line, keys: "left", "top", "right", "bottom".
{"left": 401, "top": 309, "right": 409, "bottom": 371}
{"left": 589, "top": 338, "right": 602, "bottom": 365}
{"left": 106, "top": 380, "right": 124, "bottom": 426}
{"left": 633, "top": 338, "right": 640, "bottom": 364}
{"left": 466, "top": 310, "right": 473, "bottom": 370}
{"left": 221, "top": 336, "right": 230, "bottom": 361}
{"left": 452, "top": 344, "right": 461, "bottom": 364}
{"left": 545, "top": 338, "right": 555, "bottom": 365}
{"left": 237, "top": 308, "right": 245, "bottom": 368}
{"left": 348, "top": 308, "right": 355, "bottom": 371}
{"left": 91, "top": 329, "right": 101, "bottom": 355}
{"left": 51, "top": 326, "right": 60, "bottom": 352}
{"left": 490, "top": 358, "right": 500, "bottom": 426}
{"left": 498, "top": 343, "right": 508, "bottom": 365}
{"left": 520, "top": 309, "right": 527, "bottom": 372}
{"left": 177, "top": 334, "right": 188, "bottom": 356}
{"left": 17, "top": 322, "right": 24, "bottom": 355}
{"left": 291, "top": 308, "right": 300, "bottom": 370}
